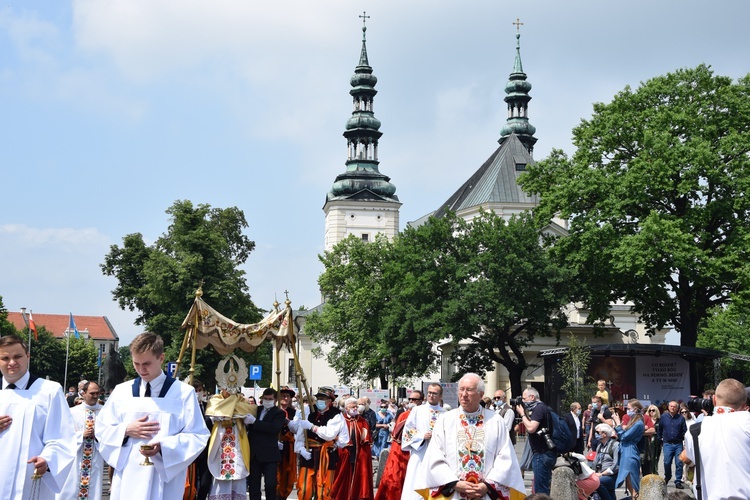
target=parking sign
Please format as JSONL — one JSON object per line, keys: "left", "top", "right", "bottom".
{"left": 249, "top": 365, "right": 262, "bottom": 380}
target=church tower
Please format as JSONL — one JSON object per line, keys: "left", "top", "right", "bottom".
{"left": 429, "top": 22, "right": 538, "bottom": 222}
{"left": 323, "top": 14, "right": 401, "bottom": 252}
{"left": 499, "top": 22, "right": 537, "bottom": 154}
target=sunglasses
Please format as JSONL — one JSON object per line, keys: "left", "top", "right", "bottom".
{"left": 408, "top": 398, "right": 422, "bottom": 402}
{"left": 680, "top": 410, "right": 688, "bottom": 414}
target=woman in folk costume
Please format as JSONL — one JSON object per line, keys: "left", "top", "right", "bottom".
{"left": 205, "top": 355, "right": 258, "bottom": 500}
{"left": 331, "top": 398, "right": 374, "bottom": 500}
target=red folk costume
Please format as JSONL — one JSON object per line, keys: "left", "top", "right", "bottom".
{"left": 373, "top": 410, "right": 411, "bottom": 500}
{"left": 332, "top": 412, "right": 374, "bottom": 500}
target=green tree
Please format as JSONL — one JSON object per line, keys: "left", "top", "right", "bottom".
{"left": 305, "top": 234, "right": 400, "bottom": 387}
{"left": 101, "top": 200, "right": 267, "bottom": 389}
{"left": 698, "top": 301, "right": 750, "bottom": 382}
{"left": 385, "top": 210, "right": 575, "bottom": 396}
{"left": 520, "top": 65, "right": 750, "bottom": 349}
{"left": 0, "top": 295, "right": 20, "bottom": 337}
{"left": 28, "top": 327, "right": 66, "bottom": 384}
{"left": 556, "top": 335, "right": 596, "bottom": 412}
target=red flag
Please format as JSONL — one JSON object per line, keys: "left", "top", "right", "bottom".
{"left": 28, "top": 311, "right": 38, "bottom": 341}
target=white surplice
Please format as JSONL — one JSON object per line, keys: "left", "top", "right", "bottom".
{"left": 56, "top": 402, "right": 104, "bottom": 500}
{"left": 400, "top": 403, "right": 446, "bottom": 500}
{"left": 420, "top": 407, "right": 526, "bottom": 500}
{"left": 0, "top": 376, "right": 76, "bottom": 500}
{"left": 96, "top": 378, "right": 210, "bottom": 500}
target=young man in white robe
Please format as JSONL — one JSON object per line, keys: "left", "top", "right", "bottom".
{"left": 96, "top": 332, "right": 210, "bottom": 500}
{"left": 56, "top": 381, "right": 105, "bottom": 500}
{"left": 0, "top": 334, "right": 76, "bottom": 500}
{"left": 418, "top": 374, "right": 526, "bottom": 500}
{"left": 401, "top": 385, "right": 446, "bottom": 500}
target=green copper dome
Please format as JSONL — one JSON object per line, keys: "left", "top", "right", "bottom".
{"left": 328, "top": 18, "right": 397, "bottom": 203}
{"left": 499, "top": 31, "right": 537, "bottom": 153}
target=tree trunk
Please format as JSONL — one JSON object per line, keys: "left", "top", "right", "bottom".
{"left": 506, "top": 361, "right": 525, "bottom": 400}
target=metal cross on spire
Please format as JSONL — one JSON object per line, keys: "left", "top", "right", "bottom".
{"left": 513, "top": 17, "right": 524, "bottom": 34}
{"left": 359, "top": 11, "right": 370, "bottom": 28}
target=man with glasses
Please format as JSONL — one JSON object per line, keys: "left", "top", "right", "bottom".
{"left": 658, "top": 400, "right": 687, "bottom": 489}
{"left": 401, "top": 386, "right": 445, "bottom": 500}
{"left": 516, "top": 387, "right": 555, "bottom": 495}
{"left": 492, "top": 390, "right": 516, "bottom": 445}
{"left": 421, "top": 374, "right": 525, "bottom": 500}
{"left": 57, "top": 381, "right": 105, "bottom": 500}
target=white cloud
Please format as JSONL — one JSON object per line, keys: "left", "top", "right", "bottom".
{"left": 0, "top": 224, "right": 109, "bottom": 248}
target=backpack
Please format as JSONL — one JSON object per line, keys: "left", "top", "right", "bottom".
{"left": 548, "top": 409, "right": 576, "bottom": 454}
{"left": 498, "top": 406, "right": 517, "bottom": 445}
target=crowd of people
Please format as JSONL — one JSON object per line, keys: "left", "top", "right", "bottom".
{"left": 1, "top": 331, "right": 748, "bottom": 500}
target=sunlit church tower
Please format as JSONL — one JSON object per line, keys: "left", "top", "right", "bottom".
{"left": 323, "top": 16, "right": 401, "bottom": 252}
{"left": 426, "top": 25, "right": 542, "bottom": 223}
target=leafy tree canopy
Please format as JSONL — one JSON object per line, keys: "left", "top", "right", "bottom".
{"left": 698, "top": 301, "right": 750, "bottom": 382}
{"left": 305, "top": 234, "right": 413, "bottom": 388}
{"left": 0, "top": 295, "right": 19, "bottom": 337}
{"left": 519, "top": 65, "right": 750, "bottom": 348}
{"left": 102, "top": 200, "right": 270, "bottom": 389}
{"left": 385, "top": 210, "right": 575, "bottom": 396}
{"left": 307, "top": 210, "right": 576, "bottom": 396}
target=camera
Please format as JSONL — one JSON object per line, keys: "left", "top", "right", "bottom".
{"left": 511, "top": 396, "right": 524, "bottom": 407}
{"left": 537, "top": 427, "right": 556, "bottom": 450}
{"left": 595, "top": 463, "right": 602, "bottom": 473}
{"left": 687, "top": 396, "right": 714, "bottom": 415}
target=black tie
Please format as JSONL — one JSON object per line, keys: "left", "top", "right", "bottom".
{"left": 144, "top": 382, "right": 151, "bottom": 397}
{"left": 6, "top": 383, "right": 16, "bottom": 390}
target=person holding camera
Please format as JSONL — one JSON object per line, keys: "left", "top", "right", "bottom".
{"left": 658, "top": 400, "right": 687, "bottom": 489}
{"left": 683, "top": 378, "right": 750, "bottom": 499}
{"left": 515, "top": 387, "right": 555, "bottom": 495}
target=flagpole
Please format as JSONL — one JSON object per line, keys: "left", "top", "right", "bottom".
{"left": 20, "top": 308, "right": 30, "bottom": 357}
{"left": 63, "top": 328, "right": 71, "bottom": 393}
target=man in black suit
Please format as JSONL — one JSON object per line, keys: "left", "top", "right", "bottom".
{"left": 563, "top": 401, "right": 585, "bottom": 454}
{"left": 247, "top": 387, "right": 286, "bottom": 500}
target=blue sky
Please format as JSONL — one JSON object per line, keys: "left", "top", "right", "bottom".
{"left": 2, "top": 0, "right": 749, "bottom": 346}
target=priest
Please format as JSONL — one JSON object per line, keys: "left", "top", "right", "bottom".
{"left": 56, "top": 381, "right": 105, "bottom": 500}
{"left": 402, "top": 385, "right": 446, "bottom": 500}
{"left": 0, "top": 334, "right": 76, "bottom": 499}
{"left": 96, "top": 332, "right": 210, "bottom": 499}
{"left": 419, "top": 373, "right": 525, "bottom": 500}
{"left": 205, "top": 355, "right": 257, "bottom": 500}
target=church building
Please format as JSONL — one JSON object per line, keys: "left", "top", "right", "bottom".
{"left": 274, "top": 19, "right": 668, "bottom": 404}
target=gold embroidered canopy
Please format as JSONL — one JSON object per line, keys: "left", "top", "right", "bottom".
{"left": 180, "top": 295, "right": 295, "bottom": 356}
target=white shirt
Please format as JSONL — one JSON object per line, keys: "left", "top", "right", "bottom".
{"left": 684, "top": 410, "right": 750, "bottom": 500}
{"left": 2, "top": 370, "right": 30, "bottom": 390}
{"left": 140, "top": 371, "right": 166, "bottom": 397}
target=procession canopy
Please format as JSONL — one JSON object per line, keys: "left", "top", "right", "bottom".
{"left": 180, "top": 295, "right": 295, "bottom": 355}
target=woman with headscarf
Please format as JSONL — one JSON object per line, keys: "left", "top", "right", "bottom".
{"left": 612, "top": 399, "right": 645, "bottom": 499}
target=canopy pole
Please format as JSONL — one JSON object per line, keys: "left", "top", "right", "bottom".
{"left": 188, "top": 302, "right": 199, "bottom": 386}
{"left": 274, "top": 300, "right": 282, "bottom": 391}
{"left": 174, "top": 324, "right": 191, "bottom": 380}
{"left": 284, "top": 298, "right": 311, "bottom": 451}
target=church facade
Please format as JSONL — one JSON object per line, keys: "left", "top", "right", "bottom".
{"left": 273, "top": 21, "right": 668, "bottom": 402}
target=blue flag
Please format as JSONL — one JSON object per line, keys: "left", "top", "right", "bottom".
{"left": 69, "top": 313, "right": 80, "bottom": 339}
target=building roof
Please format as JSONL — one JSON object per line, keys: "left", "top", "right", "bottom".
{"left": 432, "top": 133, "right": 539, "bottom": 218}
{"left": 7, "top": 312, "right": 119, "bottom": 341}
